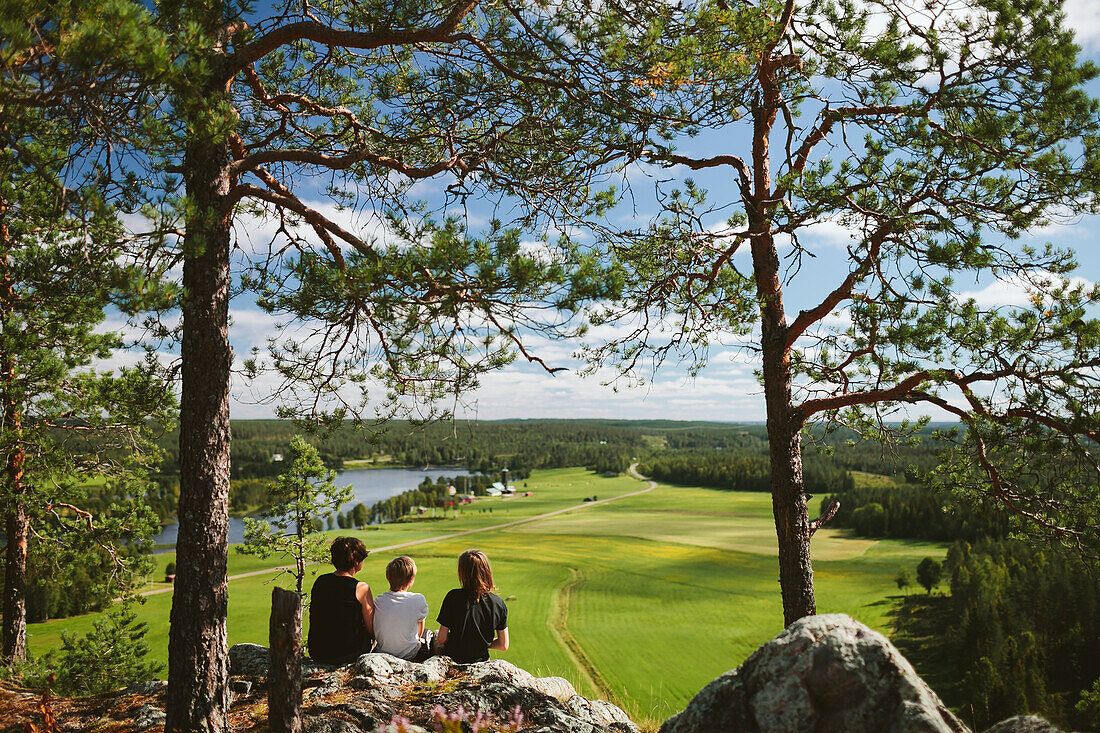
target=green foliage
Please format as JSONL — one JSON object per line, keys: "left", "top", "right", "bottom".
{"left": 1076, "top": 678, "right": 1100, "bottom": 726}
{"left": 17, "top": 603, "right": 161, "bottom": 696}
{"left": 826, "top": 483, "right": 1009, "bottom": 542}
{"left": 894, "top": 569, "right": 911, "bottom": 592}
{"left": 237, "top": 436, "right": 353, "bottom": 593}
{"left": 916, "top": 557, "right": 943, "bottom": 594}
{"left": 922, "top": 539, "right": 1100, "bottom": 729}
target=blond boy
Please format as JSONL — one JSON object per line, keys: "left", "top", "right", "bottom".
{"left": 372, "top": 556, "right": 434, "bottom": 662}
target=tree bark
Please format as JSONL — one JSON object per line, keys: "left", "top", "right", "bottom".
{"left": 1, "top": 385, "right": 27, "bottom": 664}
{"left": 268, "top": 587, "right": 303, "bottom": 733}
{"left": 752, "top": 231, "right": 816, "bottom": 626}
{"left": 0, "top": 203, "right": 28, "bottom": 664}
{"left": 165, "top": 114, "right": 234, "bottom": 730}
{"left": 748, "top": 54, "right": 817, "bottom": 625}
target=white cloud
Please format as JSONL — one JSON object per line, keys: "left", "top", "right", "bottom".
{"left": 1066, "top": 0, "right": 1100, "bottom": 50}
{"left": 801, "top": 219, "right": 857, "bottom": 249}
{"left": 956, "top": 272, "right": 1097, "bottom": 309}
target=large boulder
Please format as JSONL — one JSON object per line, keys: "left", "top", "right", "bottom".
{"left": 660, "top": 614, "right": 967, "bottom": 733}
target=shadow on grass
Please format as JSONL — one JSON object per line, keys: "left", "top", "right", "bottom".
{"left": 888, "top": 593, "right": 960, "bottom": 708}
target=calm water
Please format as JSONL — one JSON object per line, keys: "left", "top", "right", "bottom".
{"left": 153, "top": 466, "right": 472, "bottom": 550}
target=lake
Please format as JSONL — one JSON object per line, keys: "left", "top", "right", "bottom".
{"left": 153, "top": 466, "right": 473, "bottom": 550}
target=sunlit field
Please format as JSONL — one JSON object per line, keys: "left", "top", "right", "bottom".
{"left": 28, "top": 467, "right": 945, "bottom": 725}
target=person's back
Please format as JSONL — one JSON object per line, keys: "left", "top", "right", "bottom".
{"left": 373, "top": 556, "right": 433, "bottom": 661}
{"left": 436, "top": 586, "right": 507, "bottom": 663}
{"left": 435, "top": 549, "right": 509, "bottom": 664}
{"left": 307, "top": 537, "right": 374, "bottom": 664}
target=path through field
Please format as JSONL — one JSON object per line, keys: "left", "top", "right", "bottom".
{"left": 549, "top": 568, "right": 613, "bottom": 700}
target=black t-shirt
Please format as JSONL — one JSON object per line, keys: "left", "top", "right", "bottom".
{"left": 436, "top": 588, "right": 508, "bottom": 664}
{"left": 307, "top": 573, "right": 371, "bottom": 664}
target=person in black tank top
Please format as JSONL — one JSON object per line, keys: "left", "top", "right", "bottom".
{"left": 435, "top": 549, "right": 509, "bottom": 664}
{"left": 308, "top": 537, "right": 374, "bottom": 664}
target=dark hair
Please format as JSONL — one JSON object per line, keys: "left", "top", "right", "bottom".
{"left": 330, "top": 537, "right": 369, "bottom": 572}
{"left": 386, "top": 556, "right": 417, "bottom": 590}
{"left": 457, "top": 549, "right": 494, "bottom": 601}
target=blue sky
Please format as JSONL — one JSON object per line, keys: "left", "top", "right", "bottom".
{"left": 186, "top": 2, "right": 1100, "bottom": 423}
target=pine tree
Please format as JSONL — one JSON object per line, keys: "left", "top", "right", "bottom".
{"left": 0, "top": 0, "right": 175, "bottom": 663}
{"left": 581, "top": 0, "right": 1100, "bottom": 623}
{"left": 238, "top": 436, "right": 352, "bottom": 595}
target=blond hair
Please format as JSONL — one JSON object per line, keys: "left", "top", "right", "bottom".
{"left": 386, "top": 555, "right": 417, "bottom": 590}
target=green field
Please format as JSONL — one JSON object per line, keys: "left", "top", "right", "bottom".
{"left": 27, "top": 467, "right": 945, "bottom": 727}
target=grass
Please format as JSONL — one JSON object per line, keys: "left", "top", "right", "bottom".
{"left": 27, "top": 467, "right": 946, "bottom": 725}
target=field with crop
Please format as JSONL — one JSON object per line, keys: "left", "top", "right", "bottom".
{"left": 28, "top": 467, "right": 945, "bottom": 726}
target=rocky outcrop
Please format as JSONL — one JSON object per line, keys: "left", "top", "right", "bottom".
{"left": 227, "top": 645, "right": 638, "bottom": 733}
{"left": 661, "top": 614, "right": 967, "bottom": 733}
{"left": 0, "top": 648, "right": 637, "bottom": 733}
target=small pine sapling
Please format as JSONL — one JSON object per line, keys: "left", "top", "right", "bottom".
{"left": 237, "top": 436, "right": 353, "bottom": 594}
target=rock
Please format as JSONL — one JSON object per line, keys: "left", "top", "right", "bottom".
{"left": 2, "top": 644, "right": 632, "bottom": 732}
{"left": 229, "top": 642, "right": 270, "bottom": 677}
{"left": 132, "top": 703, "right": 166, "bottom": 731}
{"left": 304, "top": 717, "right": 370, "bottom": 733}
{"left": 117, "top": 680, "right": 167, "bottom": 697}
{"left": 567, "top": 696, "right": 637, "bottom": 729}
{"left": 353, "top": 652, "right": 417, "bottom": 680}
{"left": 533, "top": 675, "right": 578, "bottom": 702}
{"left": 308, "top": 701, "right": 386, "bottom": 729}
{"left": 660, "top": 614, "right": 966, "bottom": 733}
{"left": 982, "top": 716, "right": 1064, "bottom": 733}
{"left": 464, "top": 658, "right": 538, "bottom": 687}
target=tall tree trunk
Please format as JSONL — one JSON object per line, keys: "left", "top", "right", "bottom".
{"left": 0, "top": 203, "right": 28, "bottom": 664}
{"left": 1, "top": 390, "right": 27, "bottom": 664}
{"left": 1, "top": 367, "right": 28, "bottom": 663}
{"left": 749, "top": 53, "right": 817, "bottom": 625}
{"left": 751, "top": 231, "right": 816, "bottom": 627}
{"left": 1, "top": 442, "right": 27, "bottom": 664}
{"left": 165, "top": 119, "right": 233, "bottom": 730}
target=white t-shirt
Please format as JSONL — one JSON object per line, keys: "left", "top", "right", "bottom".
{"left": 373, "top": 590, "right": 429, "bottom": 660}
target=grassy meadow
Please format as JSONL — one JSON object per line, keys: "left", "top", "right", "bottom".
{"left": 27, "top": 467, "right": 946, "bottom": 726}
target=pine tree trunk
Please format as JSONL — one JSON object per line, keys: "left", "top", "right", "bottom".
{"left": 268, "top": 587, "right": 303, "bottom": 733}
{"left": 165, "top": 123, "right": 233, "bottom": 731}
{"left": 1, "top": 414, "right": 27, "bottom": 663}
{"left": 0, "top": 206, "right": 28, "bottom": 664}
{"left": 749, "top": 50, "right": 817, "bottom": 626}
{"left": 751, "top": 228, "right": 816, "bottom": 626}
{"left": 755, "top": 260, "right": 816, "bottom": 624}
{"left": 765, "top": 404, "right": 815, "bottom": 626}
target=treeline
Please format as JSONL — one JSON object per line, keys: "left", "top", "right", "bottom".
{"left": 638, "top": 427, "right": 945, "bottom": 495}
{"left": 156, "top": 419, "right": 643, "bottom": 477}
{"left": 148, "top": 419, "right": 642, "bottom": 521}
{"left": 818, "top": 441, "right": 1098, "bottom": 728}
{"left": 822, "top": 481, "right": 1009, "bottom": 542}
{"left": 640, "top": 450, "right": 849, "bottom": 494}
{"left": 920, "top": 539, "right": 1100, "bottom": 730}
